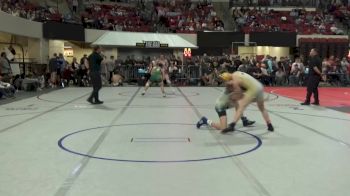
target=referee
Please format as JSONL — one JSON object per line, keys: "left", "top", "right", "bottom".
{"left": 87, "top": 46, "right": 104, "bottom": 104}
{"left": 301, "top": 48, "right": 322, "bottom": 106}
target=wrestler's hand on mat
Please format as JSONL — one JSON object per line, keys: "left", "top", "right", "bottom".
{"left": 221, "top": 122, "right": 236, "bottom": 134}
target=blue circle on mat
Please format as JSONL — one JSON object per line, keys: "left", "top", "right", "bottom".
{"left": 58, "top": 123, "right": 262, "bottom": 163}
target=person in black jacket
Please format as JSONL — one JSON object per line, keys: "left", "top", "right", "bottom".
{"left": 301, "top": 48, "right": 323, "bottom": 106}
{"left": 87, "top": 46, "right": 104, "bottom": 104}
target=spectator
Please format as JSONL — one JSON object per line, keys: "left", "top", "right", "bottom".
{"left": 0, "top": 75, "right": 16, "bottom": 98}
{"left": 289, "top": 58, "right": 305, "bottom": 86}
{"left": 62, "top": 65, "right": 76, "bottom": 86}
{"left": 80, "top": 54, "right": 88, "bottom": 66}
{"left": 72, "top": 57, "right": 79, "bottom": 70}
{"left": 106, "top": 56, "right": 116, "bottom": 84}
{"left": 260, "top": 63, "right": 272, "bottom": 85}
{"left": 201, "top": 62, "right": 215, "bottom": 86}
{"left": 48, "top": 53, "right": 59, "bottom": 87}
{"left": 0, "top": 52, "right": 12, "bottom": 82}
{"left": 289, "top": 66, "right": 301, "bottom": 86}
{"left": 101, "top": 57, "right": 109, "bottom": 85}
{"left": 77, "top": 63, "right": 89, "bottom": 87}
{"left": 275, "top": 63, "right": 286, "bottom": 86}
{"left": 340, "top": 57, "right": 350, "bottom": 84}
{"left": 237, "top": 60, "right": 249, "bottom": 73}
{"left": 56, "top": 53, "right": 66, "bottom": 87}
{"left": 72, "top": 0, "right": 79, "bottom": 13}
{"left": 227, "top": 60, "right": 237, "bottom": 73}
{"left": 249, "top": 62, "right": 263, "bottom": 80}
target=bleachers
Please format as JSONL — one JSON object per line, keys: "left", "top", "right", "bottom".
{"left": 0, "top": 0, "right": 224, "bottom": 33}
{"left": 81, "top": 0, "right": 224, "bottom": 33}
{"left": 81, "top": 3, "right": 151, "bottom": 32}
{"left": 234, "top": 8, "right": 338, "bottom": 35}
{"left": 0, "top": 0, "right": 63, "bottom": 22}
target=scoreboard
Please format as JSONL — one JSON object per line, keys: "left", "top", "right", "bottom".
{"left": 136, "top": 41, "right": 168, "bottom": 48}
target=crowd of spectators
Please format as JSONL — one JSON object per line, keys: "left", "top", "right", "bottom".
{"left": 0, "top": 0, "right": 76, "bottom": 23}
{"left": 3, "top": 0, "right": 349, "bottom": 34}
{"left": 43, "top": 52, "right": 350, "bottom": 88}
{"left": 0, "top": 0, "right": 224, "bottom": 33}
{"left": 80, "top": 2, "right": 152, "bottom": 32}
{"left": 231, "top": 0, "right": 350, "bottom": 34}
{"left": 153, "top": 0, "right": 224, "bottom": 32}
{"left": 232, "top": 6, "right": 345, "bottom": 34}
{"left": 80, "top": 0, "right": 224, "bottom": 33}
{"left": 195, "top": 54, "right": 349, "bottom": 86}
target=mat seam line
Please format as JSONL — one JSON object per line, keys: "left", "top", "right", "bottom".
{"left": 0, "top": 90, "right": 91, "bottom": 134}
{"left": 54, "top": 87, "right": 141, "bottom": 196}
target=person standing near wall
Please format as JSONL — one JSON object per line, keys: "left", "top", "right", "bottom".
{"left": 87, "top": 46, "right": 104, "bottom": 104}
{"left": 0, "top": 52, "right": 12, "bottom": 83}
{"left": 56, "top": 53, "right": 66, "bottom": 87}
{"left": 48, "top": 53, "right": 58, "bottom": 87}
{"left": 301, "top": 48, "right": 322, "bottom": 106}
{"left": 106, "top": 56, "right": 116, "bottom": 84}
{"left": 80, "top": 54, "right": 88, "bottom": 66}
{"left": 72, "top": 0, "right": 78, "bottom": 13}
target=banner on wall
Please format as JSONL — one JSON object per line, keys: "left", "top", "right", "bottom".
{"left": 136, "top": 41, "right": 169, "bottom": 48}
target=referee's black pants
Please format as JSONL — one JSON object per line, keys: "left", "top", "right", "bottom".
{"left": 305, "top": 75, "right": 320, "bottom": 103}
{"left": 88, "top": 72, "right": 102, "bottom": 102}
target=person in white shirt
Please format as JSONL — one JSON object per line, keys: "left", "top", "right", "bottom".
{"left": 291, "top": 58, "right": 304, "bottom": 73}
{"left": 289, "top": 58, "right": 303, "bottom": 86}
{"left": 72, "top": 0, "right": 78, "bottom": 12}
{"left": 106, "top": 56, "right": 116, "bottom": 84}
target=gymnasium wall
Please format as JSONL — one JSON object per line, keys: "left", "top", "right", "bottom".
{"left": 238, "top": 46, "right": 290, "bottom": 60}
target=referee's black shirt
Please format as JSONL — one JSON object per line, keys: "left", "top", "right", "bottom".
{"left": 308, "top": 56, "right": 322, "bottom": 77}
{"left": 88, "top": 52, "right": 103, "bottom": 73}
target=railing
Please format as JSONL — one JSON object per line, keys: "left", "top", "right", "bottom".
{"left": 112, "top": 65, "right": 349, "bottom": 87}
{"left": 7, "top": 63, "right": 348, "bottom": 87}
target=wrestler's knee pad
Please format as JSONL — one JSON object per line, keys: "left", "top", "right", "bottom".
{"left": 215, "top": 104, "right": 227, "bottom": 117}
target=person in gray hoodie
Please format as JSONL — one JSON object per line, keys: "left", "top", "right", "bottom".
{"left": 0, "top": 52, "right": 12, "bottom": 82}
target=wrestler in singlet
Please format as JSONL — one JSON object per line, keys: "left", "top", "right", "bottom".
{"left": 217, "top": 71, "right": 274, "bottom": 133}
{"left": 141, "top": 62, "right": 166, "bottom": 97}
{"left": 149, "top": 65, "right": 162, "bottom": 83}
{"left": 232, "top": 71, "right": 264, "bottom": 102}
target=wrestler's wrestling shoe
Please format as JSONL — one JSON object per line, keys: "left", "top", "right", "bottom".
{"left": 242, "top": 117, "right": 255, "bottom": 127}
{"left": 221, "top": 122, "right": 236, "bottom": 134}
{"left": 267, "top": 123, "right": 274, "bottom": 132}
{"left": 196, "top": 117, "right": 208, "bottom": 129}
